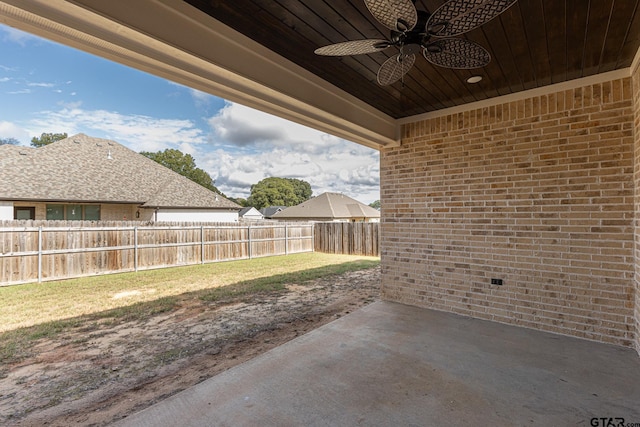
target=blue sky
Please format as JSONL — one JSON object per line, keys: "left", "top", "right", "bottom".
{"left": 0, "top": 24, "right": 380, "bottom": 204}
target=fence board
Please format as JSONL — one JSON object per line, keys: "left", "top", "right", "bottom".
{"left": 0, "top": 221, "right": 313, "bottom": 286}
{"left": 314, "top": 222, "right": 379, "bottom": 256}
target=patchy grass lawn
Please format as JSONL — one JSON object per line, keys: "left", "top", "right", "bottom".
{"left": 0, "top": 253, "right": 381, "bottom": 426}
{"left": 0, "top": 253, "right": 379, "bottom": 345}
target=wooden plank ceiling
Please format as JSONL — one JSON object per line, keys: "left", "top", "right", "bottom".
{"left": 185, "top": 0, "right": 640, "bottom": 119}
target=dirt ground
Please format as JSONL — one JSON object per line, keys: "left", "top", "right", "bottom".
{"left": 1, "top": 266, "right": 380, "bottom": 426}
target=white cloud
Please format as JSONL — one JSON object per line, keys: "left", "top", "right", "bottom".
{"left": 27, "top": 82, "right": 55, "bottom": 87}
{"left": 189, "top": 88, "right": 212, "bottom": 107}
{"left": 57, "top": 100, "right": 82, "bottom": 109}
{"left": 0, "top": 121, "right": 31, "bottom": 145}
{"left": 208, "top": 103, "right": 286, "bottom": 146}
{"left": 29, "top": 108, "right": 207, "bottom": 152}
{"left": 19, "top": 102, "right": 380, "bottom": 204}
{"left": 203, "top": 102, "right": 380, "bottom": 204}
{"left": 0, "top": 26, "right": 39, "bottom": 46}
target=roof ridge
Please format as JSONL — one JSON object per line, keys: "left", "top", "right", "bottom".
{"left": 325, "top": 192, "right": 336, "bottom": 217}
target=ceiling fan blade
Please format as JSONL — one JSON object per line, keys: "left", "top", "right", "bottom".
{"left": 423, "top": 38, "right": 490, "bottom": 69}
{"left": 364, "top": 0, "right": 418, "bottom": 32}
{"left": 314, "top": 39, "right": 391, "bottom": 56}
{"left": 377, "top": 53, "right": 416, "bottom": 86}
{"left": 427, "top": 0, "right": 518, "bottom": 37}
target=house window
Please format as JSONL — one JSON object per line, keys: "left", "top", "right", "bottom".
{"left": 66, "top": 205, "right": 82, "bottom": 220}
{"left": 84, "top": 205, "right": 100, "bottom": 220}
{"left": 14, "top": 207, "right": 35, "bottom": 220}
{"left": 46, "top": 204, "right": 101, "bottom": 220}
{"left": 46, "top": 204, "right": 64, "bottom": 220}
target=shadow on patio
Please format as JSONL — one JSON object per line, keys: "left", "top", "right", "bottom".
{"left": 113, "top": 301, "right": 640, "bottom": 426}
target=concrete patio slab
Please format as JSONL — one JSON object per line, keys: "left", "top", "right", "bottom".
{"left": 113, "top": 301, "right": 640, "bottom": 427}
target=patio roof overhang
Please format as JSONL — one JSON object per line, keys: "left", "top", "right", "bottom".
{"left": 1, "top": 0, "right": 639, "bottom": 150}
{"left": 0, "top": 0, "right": 398, "bottom": 149}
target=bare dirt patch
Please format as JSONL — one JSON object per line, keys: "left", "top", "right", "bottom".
{"left": 1, "top": 267, "right": 380, "bottom": 426}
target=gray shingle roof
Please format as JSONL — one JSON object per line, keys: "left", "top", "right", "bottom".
{"left": 272, "top": 192, "right": 380, "bottom": 220}
{"left": 260, "top": 206, "right": 286, "bottom": 218}
{"left": 0, "top": 134, "right": 240, "bottom": 210}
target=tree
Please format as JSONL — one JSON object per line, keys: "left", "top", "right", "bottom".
{"left": 228, "top": 197, "right": 249, "bottom": 207}
{"left": 0, "top": 137, "right": 20, "bottom": 145}
{"left": 141, "top": 148, "right": 225, "bottom": 196}
{"left": 31, "top": 132, "right": 68, "bottom": 147}
{"left": 369, "top": 200, "right": 381, "bottom": 210}
{"left": 247, "top": 177, "right": 312, "bottom": 209}
{"left": 288, "top": 178, "right": 312, "bottom": 202}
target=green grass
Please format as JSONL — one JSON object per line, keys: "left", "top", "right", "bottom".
{"left": 0, "top": 253, "right": 379, "bottom": 369}
{"left": 0, "top": 253, "right": 378, "bottom": 333}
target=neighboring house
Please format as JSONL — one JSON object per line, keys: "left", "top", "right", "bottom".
{"left": 0, "top": 134, "right": 241, "bottom": 222}
{"left": 260, "top": 206, "right": 286, "bottom": 219}
{"left": 238, "top": 207, "right": 263, "bottom": 220}
{"left": 271, "top": 192, "right": 380, "bottom": 222}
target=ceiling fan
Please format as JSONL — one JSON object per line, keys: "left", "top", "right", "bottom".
{"left": 314, "top": 0, "right": 518, "bottom": 86}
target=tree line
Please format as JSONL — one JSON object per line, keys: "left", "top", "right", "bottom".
{"left": 3, "top": 132, "right": 380, "bottom": 210}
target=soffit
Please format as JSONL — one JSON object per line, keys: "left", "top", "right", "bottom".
{"left": 186, "top": 0, "right": 640, "bottom": 119}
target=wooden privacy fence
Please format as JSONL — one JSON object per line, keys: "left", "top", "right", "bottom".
{"left": 0, "top": 221, "right": 313, "bottom": 286}
{"left": 314, "top": 222, "right": 379, "bottom": 257}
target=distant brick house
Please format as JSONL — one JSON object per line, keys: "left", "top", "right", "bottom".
{"left": 271, "top": 192, "right": 380, "bottom": 222}
{"left": 0, "top": 134, "right": 241, "bottom": 222}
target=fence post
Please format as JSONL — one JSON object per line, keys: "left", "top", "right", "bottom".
{"left": 134, "top": 226, "right": 138, "bottom": 272}
{"left": 247, "top": 224, "right": 252, "bottom": 259}
{"left": 37, "top": 226, "right": 42, "bottom": 283}
{"left": 284, "top": 224, "right": 288, "bottom": 255}
{"left": 201, "top": 226, "right": 205, "bottom": 264}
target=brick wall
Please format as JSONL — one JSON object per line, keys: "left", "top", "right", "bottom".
{"left": 633, "top": 63, "right": 640, "bottom": 354}
{"left": 101, "top": 204, "right": 139, "bottom": 221}
{"left": 381, "top": 75, "right": 636, "bottom": 348}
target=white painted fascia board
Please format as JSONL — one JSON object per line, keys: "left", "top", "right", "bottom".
{"left": 0, "top": 0, "right": 399, "bottom": 149}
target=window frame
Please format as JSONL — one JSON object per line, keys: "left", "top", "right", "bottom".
{"left": 46, "top": 204, "right": 65, "bottom": 220}
{"left": 14, "top": 206, "right": 35, "bottom": 220}
{"left": 46, "top": 204, "right": 101, "bottom": 221}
